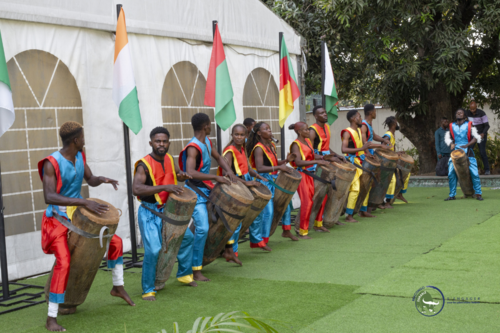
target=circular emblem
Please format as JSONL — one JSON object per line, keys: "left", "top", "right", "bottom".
{"left": 414, "top": 286, "right": 445, "bottom": 316}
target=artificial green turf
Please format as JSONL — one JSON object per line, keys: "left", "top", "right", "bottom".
{"left": 2, "top": 187, "right": 500, "bottom": 332}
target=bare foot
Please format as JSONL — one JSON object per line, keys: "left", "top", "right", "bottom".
{"left": 334, "top": 221, "right": 346, "bottom": 226}
{"left": 396, "top": 193, "right": 408, "bottom": 203}
{"left": 359, "top": 211, "right": 376, "bottom": 218}
{"left": 261, "top": 245, "right": 272, "bottom": 252}
{"left": 345, "top": 215, "right": 358, "bottom": 223}
{"left": 297, "top": 234, "right": 312, "bottom": 239}
{"left": 314, "top": 226, "right": 330, "bottom": 233}
{"left": 111, "top": 286, "right": 135, "bottom": 306}
{"left": 46, "top": 317, "right": 66, "bottom": 332}
{"left": 142, "top": 295, "right": 156, "bottom": 301}
{"left": 193, "top": 271, "right": 211, "bottom": 282}
{"left": 384, "top": 203, "right": 394, "bottom": 209}
{"left": 188, "top": 281, "right": 198, "bottom": 287}
{"left": 282, "top": 230, "right": 299, "bottom": 241}
{"left": 222, "top": 248, "right": 242, "bottom": 266}
{"left": 155, "top": 283, "right": 165, "bottom": 291}
{"left": 377, "top": 205, "right": 386, "bottom": 210}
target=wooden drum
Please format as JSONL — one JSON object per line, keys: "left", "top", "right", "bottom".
{"left": 353, "top": 155, "right": 381, "bottom": 214}
{"left": 44, "top": 198, "right": 120, "bottom": 313}
{"left": 389, "top": 153, "right": 414, "bottom": 204}
{"left": 269, "top": 168, "right": 302, "bottom": 237}
{"left": 323, "top": 161, "right": 357, "bottom": 228}
{"left": 155, "top": 188, "right": 197, "bottom": 291}
{"left": 202, "top": 181, "right": 254, "bottom": 266}
{"left": 368, "top": 149, "right": 399, "bottom": 207}
{"left": 238, "top": 183, "right": 272, "bottom": 241}
{"left": 451, "top": 149, "right": 474, "bottom": 197}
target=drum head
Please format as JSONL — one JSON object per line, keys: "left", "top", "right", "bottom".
{"left": 399, "top": 153, "right": 414, "bottom": 164}
{"left": 250, "top": 183, "right": 272, "bottom": 200}
{"left": 375, "top": 148, "right": 399, "bottom": 160}
{"left": 283, "top": 168, "right": 302, "bottom": 180}
{"left": 451, "top": 149, "right": 465, "bottom": 159}
{"left": 333, "top": 161, "right": 356, "bottom": 172}
{"left": 364, "top": 155, "right": 381, "bottom": 167}
{"left": 170, "top": 187, "right": 197, "bottom": 203}
{"left": 319, "top": 163, "right": 335, "bottom": 172}
{"left": 80, "top": 198, "right": 120, "bottom": 225}
{"left": 220, "top": 180, "right": 254, "bottom": 205}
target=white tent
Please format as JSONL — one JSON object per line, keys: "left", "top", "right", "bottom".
{"left": 0, "top": 0, "right": 305, "bottom": 280}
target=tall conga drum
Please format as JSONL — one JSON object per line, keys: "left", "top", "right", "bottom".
{"left": 323, "top": 162, "right": 357, "bottom": 228}
{"left": 353, "top": 155, "right": 381, "bottom": 214}
{"left": 294, "top": 164, "right": 336, "bottom": 233}
{"left": 389, "top": 153, "right": 414, "bottom": 204}
{"left": 368, "top": 149, "right": 399, "bottom": 207}
{"left": 238, "top": 183, "right": 272, "bottom": 241}
{"left": 155, "top": 188, "right": 197, "bottom": 291}
{"left": 44, "top": 198, "right": 120, "bottom": 313}
{"left": 451, "top": 149, "right": 474, "bottom": 197}
{"left": 202, "top": 181, "right": 254, "bottom": 266}
{"left": 269, "top": 169, "right": 302, "bottom": 237}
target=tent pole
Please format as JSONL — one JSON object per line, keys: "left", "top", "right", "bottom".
{"left": 0, "top": 163, "right": 9, "bottom": 300}
{"left": 279, "top": 32, "right": 285, "bottom": 160}
{"left": 213, "top": 20, "right": 222, "bottom": 154}
{"left": 117, "top": 4, "right": 138, "bottom": 264}
{"left": 321, "top": 41, "right": 326, "bottom": 108}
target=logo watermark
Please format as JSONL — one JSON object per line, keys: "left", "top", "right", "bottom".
{"left": 413, "top": 286, "right": 445, "bottom": 316}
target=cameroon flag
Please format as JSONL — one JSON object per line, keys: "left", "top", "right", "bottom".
{"left": 204, "top": 23, "right": 236, "bottom": 131}
{"left": 279, "top": 37, "right": 300, "bottom": 128}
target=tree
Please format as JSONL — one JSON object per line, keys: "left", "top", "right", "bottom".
{"left": 265, "top": 0, "right": 500, "bottom": 173}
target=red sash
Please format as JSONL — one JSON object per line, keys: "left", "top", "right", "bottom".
{"left": 249, "top": 142, "right": 278, "bottom": 175}
{"left": 449, "top": 121, "right": 472, "bottom": 142}
{"left": 134, "top": 154, "right": 177, "bottom": 205}
{"left": 218, "top": 145, "right": 248, "bottom": 176}
{"left": 289, "top": 139, "right": 314, "bottom": 169}
{"left": 310, "top": 123, "right": 330, "bottom": 151}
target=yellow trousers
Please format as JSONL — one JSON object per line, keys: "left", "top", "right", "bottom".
{"left": 346, "top": 159, "right": 363, "bottom": 215}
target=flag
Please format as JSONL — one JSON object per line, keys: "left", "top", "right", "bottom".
{"left": 0, "top": 31, "right": 14, "bottom": 138}
{"left": 113, "top": 8, "right": 142, "bottom": 135}
{"left": 279, "top": 37, "right": 300, "bottom": 128}
{"left": 204, "top": 23, "right": 236, "bottom": 131}
{"left": 323, "top": 43, "right": 338, "bottom": 125}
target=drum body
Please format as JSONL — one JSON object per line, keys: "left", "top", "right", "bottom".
{"left": 238, "top": 183, "right": 272, "bottom": 241}
{"left": 368, "top": 149, "right": 399, "bottom": 207}
{"left": 354, "top": 155, "right": 381, "bottom": 214}
{"left": 389, "top": 153, "right": 414, "bottom": 204}
{"left": 44, "top": 198, "right": 120, "bottom": 312}
{"left": 294, "top": 164, "right": 335, "bottom": 233}
{"left": 155, "top": 188, "right": 197, "bottom": 290}
{"left": 451, "top": 150, "right": 474, "bottom": 197}
{"left": 202, "top": 181, "right": 254, "bottom": 266}
{"left": 323, "top": 162, "right": 357, "bottom": 228}
{"left": 269, "top": 169, "right": 302, "bottom": 237}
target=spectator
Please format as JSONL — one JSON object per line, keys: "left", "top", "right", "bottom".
{"left": 435, "top": 117, "right": 451, "bottom": 160}
{"left": 466, "top": 101, "right": 490, "bottom": 175}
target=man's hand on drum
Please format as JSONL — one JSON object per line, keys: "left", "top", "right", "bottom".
{"left": 176, "top": 171, "right": 192, "bottom": 182}
{"left": 245, "top": 180, "right": 261, "bottom": 187}
{"left": 361, "top": 141, "right": 373, "bottom": 151}
{"left": 256, "top": 174, "right": 268, "bottom": 182}
{"left": 227, "top": 173, "right": 242, "bottom": 184}
{"left": 85, "top": 200, "right": 109, "bottom": 215}
{"left": 317, "top": 160, "right": 330, "bottom": 166}
{"left": 279, "top": 164, "right": 293, "bottom": 174}
{"left": 215, "top": 175, "right": 231, "bottom": 185}
{"left": 163, "top": 185, "right": 184, "bottom": 195}
{"left": 99, "top": 177, "right": 119, "bottom": 190}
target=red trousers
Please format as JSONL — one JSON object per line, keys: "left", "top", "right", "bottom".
{"left": 42, "top": 212, "right": 123, "bottom": 303}
{"left": 297, "top": 174, "right": 326, "bottom": 236}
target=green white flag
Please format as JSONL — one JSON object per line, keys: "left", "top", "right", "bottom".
{"left": 323, "top": 43, "right": 338, "bottom": 125}
{"left": 0, "top": 31, "right": 14, "bottom": 138}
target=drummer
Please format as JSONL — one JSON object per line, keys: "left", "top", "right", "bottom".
{"left": 39, "top": 121, "right": 134, "bottom": 332}
{"left": 444, "top": 109, "right": 483, "bottom": 201}
{"left": 132, "top": 127, "right": 194, "bottom": 300}
{"left": 341, "top": 110, "right": 374, "bottom": 223}
{"left": 381, "top": 116, "right": 409, "bottom": 208}
{"left": 218, "top": 124, "right": 266, "bottom": 265}
{"left": 289, "top": 122, "right": 334, "bottom": 238}
{"left": 247, "top": 122, "right": 297, "bottom": 250}
{"left": 361, "top": 104, "right": 392, "bottom": 214}
{"left": 178, "top": 113, "right": 240, "bottom": 282}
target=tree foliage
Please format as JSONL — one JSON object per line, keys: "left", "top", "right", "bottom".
{"left": 265, "top": 0, "right": 500, "bottom": 172}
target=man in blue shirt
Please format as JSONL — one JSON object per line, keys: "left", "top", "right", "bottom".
{"left": 435, "top": 117, "right": 451, "bottom": 160}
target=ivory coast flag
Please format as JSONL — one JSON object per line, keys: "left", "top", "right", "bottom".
{"left": 323, "top": 43, "right": 338, "bottom": 125}
{"left": 279, "top": 37, "right": 300, "bottom": 128}
{"left": 204, "top": 23, "right": 236, "bottom": 131}
{"left": 113, "top": 8, "right": 142, "bottom": 135}
{"left": 0, "top": 31, "right": 14, "bottom": 138}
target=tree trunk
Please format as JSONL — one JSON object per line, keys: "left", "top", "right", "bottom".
{"left": 397, "top": 84, "right": 457, "bottom": 174}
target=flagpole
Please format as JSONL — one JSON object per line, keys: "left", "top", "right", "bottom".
{"left": 213, "top": 20, "right": 222, "bottom": 154}
{"left": 321, "top": 41, "right": 326, "bottom": 108}
{"left": 117, "top": 4, "right": 139, "bottom": 264}
{"left": 279, "top": 32, "right": 285, "bottom": 161}
{"left": 0, "top": 162, "right": 10, "bottom": 300}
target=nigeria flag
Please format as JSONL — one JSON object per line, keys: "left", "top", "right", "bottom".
{"left": 323, "top": 43, "right": 338, "bottom": 125}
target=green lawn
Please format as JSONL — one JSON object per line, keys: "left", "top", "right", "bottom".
{"left": 2, "top": 187, "right": 500, "bottom": 332}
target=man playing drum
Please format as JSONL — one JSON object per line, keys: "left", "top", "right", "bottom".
{"left": 178, "top": 113, "right": 239, "bottom": 282}
{"left": 444, "top": 109, "right": 484, "bottom": 201}
{"left": 39, "top": 122, "right": 134, "bottom": 332}
{"left": 133, "top": 127, "right": 194, "bottom": 301}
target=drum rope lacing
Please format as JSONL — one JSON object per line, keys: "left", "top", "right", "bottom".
{"left": 297, "top": 168, "right": 337, "bottom": 191}
{"left": 140, "top": 204, "right": 191, "bottom": 226}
